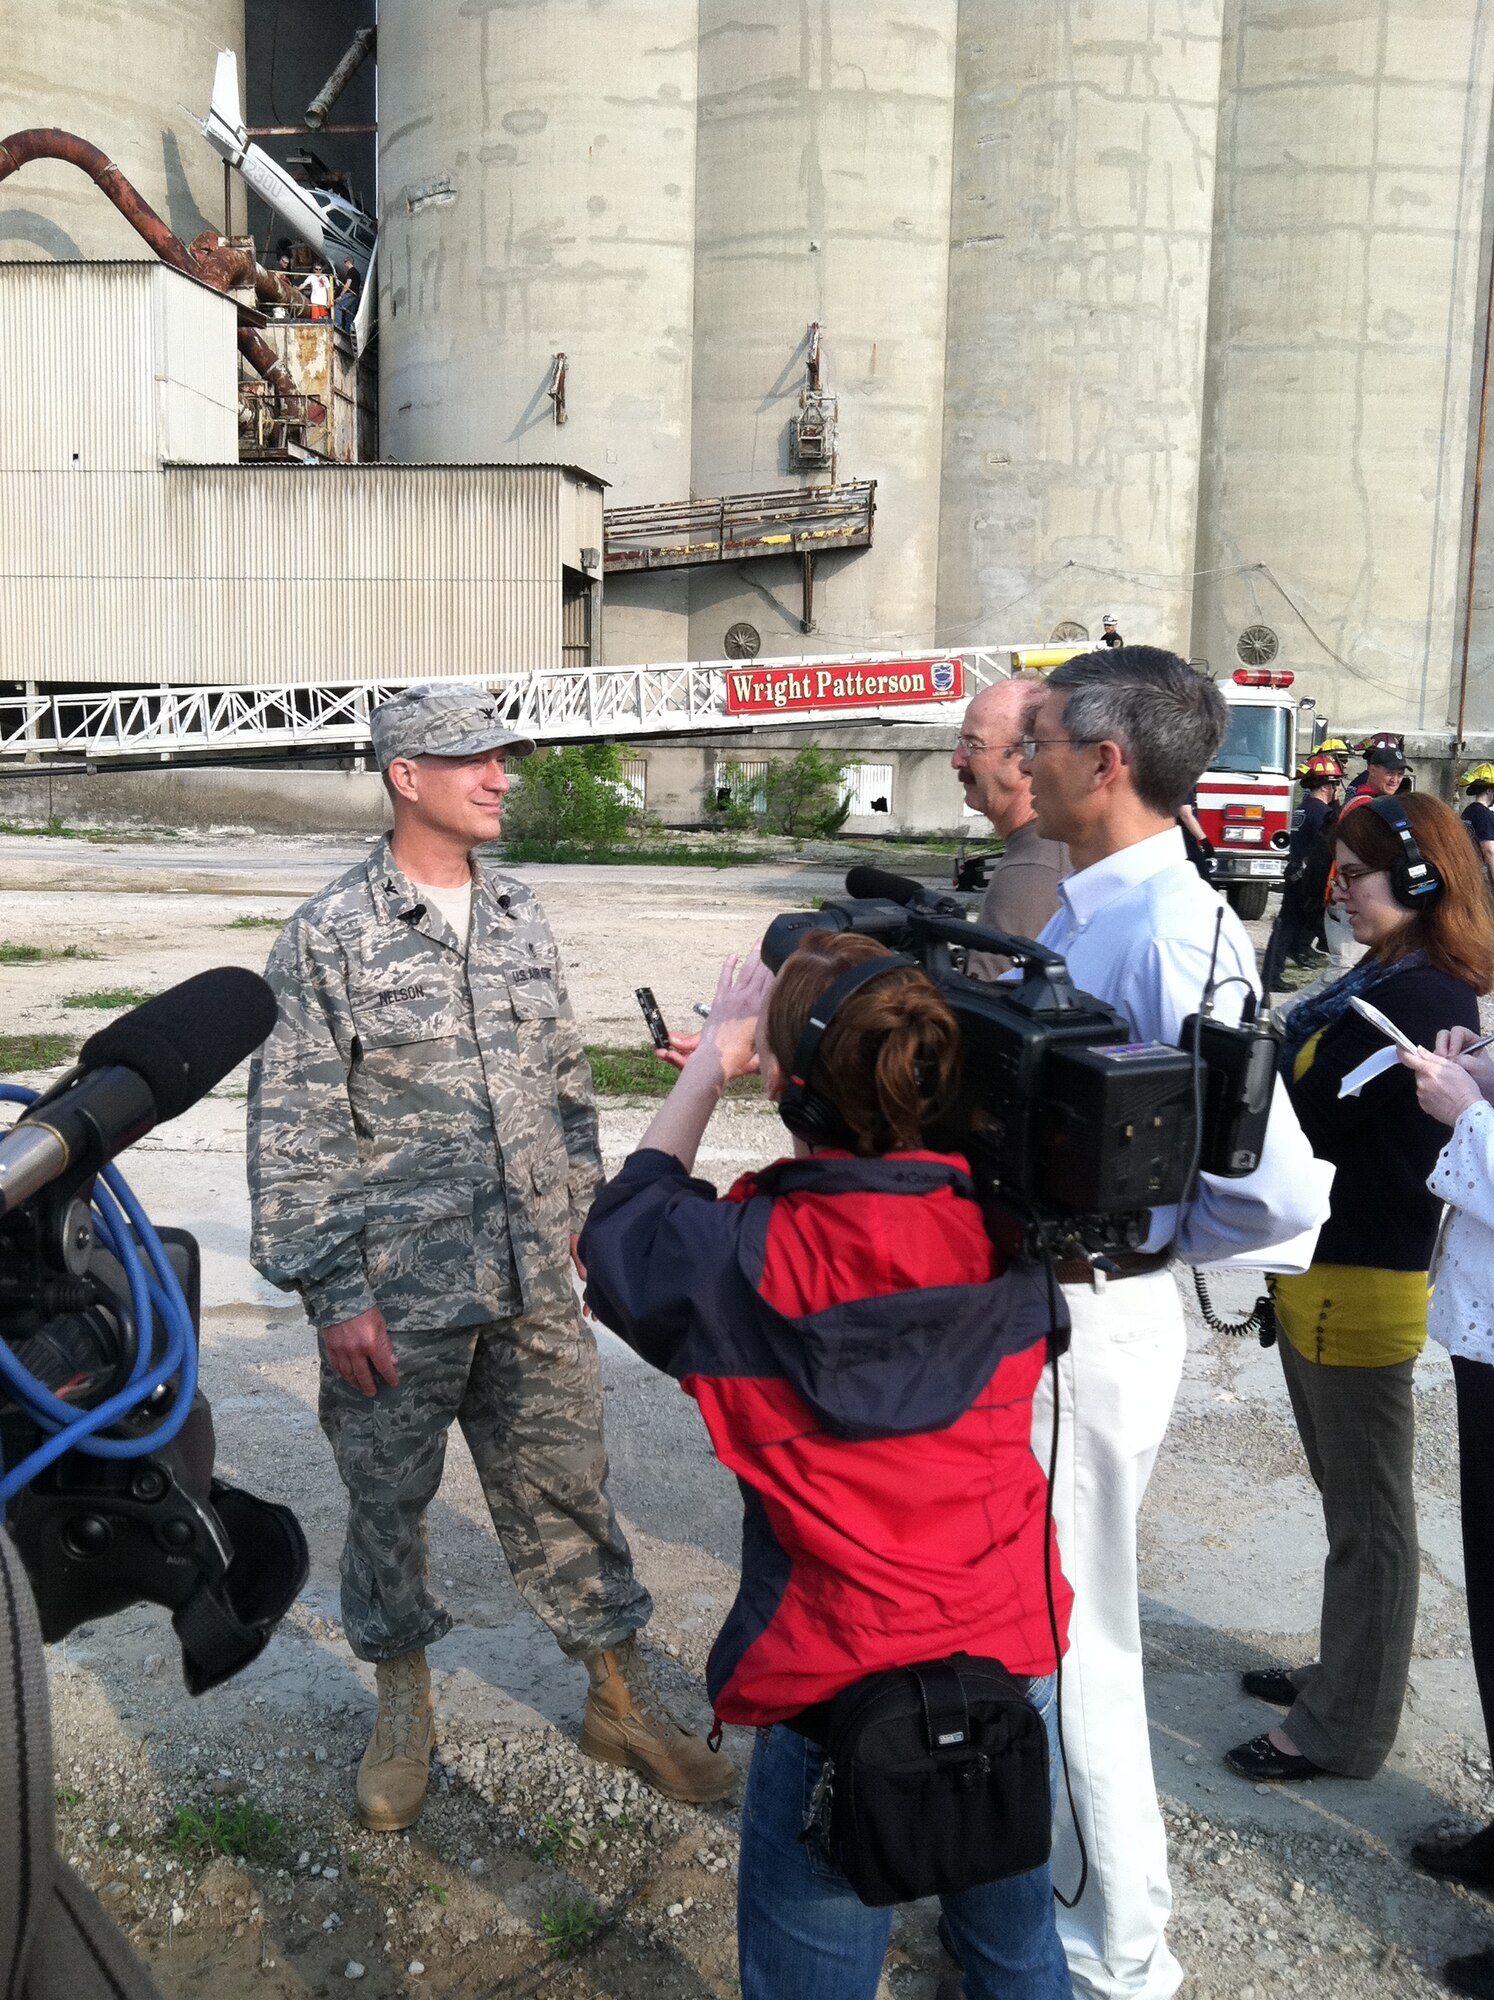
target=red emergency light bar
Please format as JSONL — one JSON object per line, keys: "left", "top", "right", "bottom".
{"left": 1232, "top": 668, "right": 1295, "bottom": 688}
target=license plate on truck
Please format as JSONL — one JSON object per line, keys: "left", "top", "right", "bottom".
{"left": 1249, "top": 858, "right": 1282, "bottom": 876}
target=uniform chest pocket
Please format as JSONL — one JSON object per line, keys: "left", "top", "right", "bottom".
{"left": 505, "top": 972, "right": 560, "bottom": 1023}
{"left": 352, "top": 982, "right": 467, "bottom": 1053}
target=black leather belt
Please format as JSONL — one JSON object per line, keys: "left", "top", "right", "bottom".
{"left": 1051, "top": 1249, "right": 1172, "bottom": 1290}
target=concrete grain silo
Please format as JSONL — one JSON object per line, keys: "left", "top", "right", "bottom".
{"left": 688, "top": 0, "right": 959, "bottom": 661}
{"left": 0, "top": 2, "right": 245, "bottom": 261}
{"left": 376, "top": 0, "right": 699, "bottom": 664}
{"left": 937, "top": 1, "right": 1224, "bottom": 656}
{"left": 1193, "top": 1, "right": 1494, "bottom": 733}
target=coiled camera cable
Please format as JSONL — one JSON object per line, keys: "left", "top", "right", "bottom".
{"left": 0, "top": 1083, "right": 198, "bottom": 1503}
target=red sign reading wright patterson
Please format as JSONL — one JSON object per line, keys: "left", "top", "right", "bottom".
{"left": 723, "top": 656, "right": 965, "bottom": 715}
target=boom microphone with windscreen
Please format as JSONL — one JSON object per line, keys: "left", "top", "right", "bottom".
{"left": 0, "top": 968, "right": 277, "bottom": 1216}
{"left": 844, "top": 864, "right": 968, "bottom": 917}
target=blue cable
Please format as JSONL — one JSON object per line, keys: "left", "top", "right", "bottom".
{"left": 0, "top": 1084, "right": 198, "bottom": 1504}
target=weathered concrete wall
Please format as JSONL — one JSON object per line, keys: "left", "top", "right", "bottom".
{"left": 688, "top": 1, "right": 959, "bottom": 663}
{"left": 938, "top": 0, "right": 1224, "bottom": 658}
{"left": 0, "top": 2, "right": 244, "bottom": 261}
{"left": 377, "top": 0, "right": 697, "bottom": 663}
{"left": 1193, "top": 0, "right": 1494, "bottom": 735}
{"left": 0, "top": 765, "right": 389, "bottom": 835}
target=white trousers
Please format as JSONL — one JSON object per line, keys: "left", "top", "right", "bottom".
{"left": 1031, "top": 1269, "right": 1188, "bottom": 2000}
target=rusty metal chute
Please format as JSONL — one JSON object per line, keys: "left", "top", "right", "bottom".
{"left": 0, "top": 127, "right": 323, "bottom": 426}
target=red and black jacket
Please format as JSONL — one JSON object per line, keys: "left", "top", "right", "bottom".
{"left": 579, "top": 1146, "right": 1073, "bottom": 1728}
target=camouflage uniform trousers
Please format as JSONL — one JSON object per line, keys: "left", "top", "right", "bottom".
{"left": 318, "top": 1270, "right": 652, "bottom": 1663}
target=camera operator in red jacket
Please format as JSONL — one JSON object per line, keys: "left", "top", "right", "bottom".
{"left": 580, "top": 932, "right": 1073, "bottom": 2000}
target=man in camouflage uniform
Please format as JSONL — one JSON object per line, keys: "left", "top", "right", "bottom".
{"left": 247, "top": 683, "right": 733, "bottom": 1831}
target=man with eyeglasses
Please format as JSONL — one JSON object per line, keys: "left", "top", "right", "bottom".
{"left": 1014, "top": 648, "right": 1331, "bottom": 2000}
{"left": 951, "top": 678, "right": 1069, "bottom": 978}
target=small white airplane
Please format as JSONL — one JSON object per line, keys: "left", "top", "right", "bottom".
{"left": 195, "top": 48, "right": 377, "bottom": 286}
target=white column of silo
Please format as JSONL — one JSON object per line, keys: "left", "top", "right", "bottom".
{"left": 0, "top": 2, "right": 246, "bottom": 259}
{"left": 939, "top": 2, "right": 1225, "bottom": 655}
{"left": 1193, "top": 2, "right": 1494, "bottom": 734}
{"left": 376, "top": 0, "right": 698, "bottom": 664}
{"left": 689, "top": 2, "right": 959, "bottom": 662}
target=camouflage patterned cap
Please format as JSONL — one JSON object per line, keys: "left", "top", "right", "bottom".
{"left": 369, "top": 683, "right": 536, "bottom": 769}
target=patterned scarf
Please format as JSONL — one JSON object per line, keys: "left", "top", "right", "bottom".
{"left": 1278, "top": 949, "right": 1425, "bottom": 1075}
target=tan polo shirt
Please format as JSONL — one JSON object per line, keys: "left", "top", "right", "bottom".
{"left": 968, "top": 818, "right": 1070, "bottom": 979}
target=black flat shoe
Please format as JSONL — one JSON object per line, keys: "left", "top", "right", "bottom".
{"left": 1446, "top": 1948, "right": 1494, "bottom": 1998}
{"left": 1410, "top": 1822, "right": 1494, "bottom": 1890}
{"left": 1241, "top": 1667, "right": 1300, "bottom": 1707}
{"left": 1224, "top": 1732, "right": 1326, "bottom": 1782}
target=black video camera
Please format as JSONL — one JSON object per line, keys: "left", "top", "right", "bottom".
{"left": 761, "top": 867, "right": 1278, "bottom": 1263}
{"left": 0, "top": 971, "right": 307, "bottom": 1693}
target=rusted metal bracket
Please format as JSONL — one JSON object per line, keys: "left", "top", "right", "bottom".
{"left": 801, "top": 554, "right": 817, "bottom": 634}
{"left": 548, "top": 352, "right": 568, "bottom": 426}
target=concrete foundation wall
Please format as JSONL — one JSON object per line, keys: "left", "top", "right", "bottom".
{"left": 0, "top": 765, "right": 390, "bottom": 836}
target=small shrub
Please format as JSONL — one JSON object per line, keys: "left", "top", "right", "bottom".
{"left": 540, "top": 1897, "right": 603, "bottom": 1960}
{"left": 63, "top": 987, "right": 154, "bottom": 1011}
{"left": 501, "top": 744, "right": 635, "bottom": 849}
{"left": 168, "top": 1801, "right": 281, "bottom": 1863}
{"left": 227, "top": 914, "right": 290, "bottom": 931}
{"left": 702, "top": 746, "right": 853, "bottom": 839}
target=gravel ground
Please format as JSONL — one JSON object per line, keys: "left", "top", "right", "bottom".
{"left": 2, "top": 822, "right": 1492, "bottom": 1999}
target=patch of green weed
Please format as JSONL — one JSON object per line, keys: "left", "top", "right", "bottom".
{"left": 227, "top": 915, "right": 290, "bottom": 931}
{"left": 63, "top": 987, "right": 154, "bottom": 1012}
{"left": 585, "top": 1045, "right": 759, "bottom": 1101}
{"left": 168, "top": 1801, "right": 281, "bottom": 1863}
{"left": 540, "top": 1897, "right": 603, "bottom": 1959}
{"left": 0, "top": 1034, "right": 75, "bottom": 1073}
{"left": 0, "top": 942, "right": 97, "bottom": 964}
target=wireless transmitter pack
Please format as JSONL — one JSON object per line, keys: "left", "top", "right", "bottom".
{"left": 1179, "top": 1005, "right": 1278, "bottom": 1176}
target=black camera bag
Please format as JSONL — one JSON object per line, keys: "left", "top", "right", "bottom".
{"left": 804, "top": 1652, "right": 1051, "bottom": 1908}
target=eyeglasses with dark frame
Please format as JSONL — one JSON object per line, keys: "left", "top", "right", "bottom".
{"left": 1019, "top": 734, "right": 1101, "bottom": 759}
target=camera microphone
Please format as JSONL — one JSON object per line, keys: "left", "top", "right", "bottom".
{"left": 844, "top": 865, "right": 967, "bottom": 917}
{"left": 0, "top": 968, "right": 278, "bottom": 1217}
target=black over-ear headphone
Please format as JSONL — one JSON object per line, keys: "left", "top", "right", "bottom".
{"left": 776, "top": 953, "right": 919, "bottom": 1147}
{"left": 1363, "top": 795, "right": 1441, "bottom": 908}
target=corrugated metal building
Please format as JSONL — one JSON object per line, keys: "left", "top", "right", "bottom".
{"left": 0, "top": 261, "right": 605, "bottom": 686}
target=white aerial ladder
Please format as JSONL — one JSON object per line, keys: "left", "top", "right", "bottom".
{"left": 0, "top": 648, "right": 1026, "bottom": 776}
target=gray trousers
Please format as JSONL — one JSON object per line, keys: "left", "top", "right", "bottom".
{"left": 318, "top": 1273, "right": 652, "bottom": 1663}
{"left": 1277, "top": 1337, "right": 1419, "bottom": 1777}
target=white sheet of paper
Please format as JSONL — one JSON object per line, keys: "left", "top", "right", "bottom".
{"left": 1349, "top": 994, "right": 1420, "bottom": 1053}
{"left": 1338, "top": 1045, "right": 1402, "bottom": 1098}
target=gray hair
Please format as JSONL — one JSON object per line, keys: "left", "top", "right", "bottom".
{"left": 1046, "top": 646, "right": 1229, "bottom": 816}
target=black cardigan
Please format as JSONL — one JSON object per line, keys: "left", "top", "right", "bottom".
{"left": 1286, "top": 962, "right": 1480, "bottom": 1271}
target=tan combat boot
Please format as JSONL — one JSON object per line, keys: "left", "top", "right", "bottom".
{"left": 356, "top": 1650, "right": 436, "bottom": 1832}
{"left": 580, "top": 1636, "right": 736, "bottom": 1803}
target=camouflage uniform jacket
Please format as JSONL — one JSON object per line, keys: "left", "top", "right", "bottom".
{"left": 247, "top": 837, "right": 602, "bottom": 1333}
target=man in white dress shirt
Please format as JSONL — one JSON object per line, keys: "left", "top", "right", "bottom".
{"left": 1017, "top": 648, "right": 1331, "bottom": 2000}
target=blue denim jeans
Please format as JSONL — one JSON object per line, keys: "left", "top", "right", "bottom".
{"left": 737, "top": 1672, "right": 1072, "bottom": 2000}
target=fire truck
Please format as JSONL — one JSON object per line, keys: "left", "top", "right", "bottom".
{"left": 1192, "top": 668, "right": 1301, "bottom": 920}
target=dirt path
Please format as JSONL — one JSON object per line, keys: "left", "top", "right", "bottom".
{"left": 4, "top": 832, "right": 1492, "bottom": 1998}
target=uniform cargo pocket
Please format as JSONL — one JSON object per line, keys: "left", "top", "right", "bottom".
{"left": 363, "top": 1181, "right": 476, "bottom": 1306}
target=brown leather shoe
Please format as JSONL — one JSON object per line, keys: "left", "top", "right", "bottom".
{"left": 580, "top": 1637, "right": 735, "bottom": 1804}
{"left": 357, "top": 1650, "right": 436, "bottom": 1832}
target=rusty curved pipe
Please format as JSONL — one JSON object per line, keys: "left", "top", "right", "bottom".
{"left": 0, "top": 128, "right": 325, "bottom": 424}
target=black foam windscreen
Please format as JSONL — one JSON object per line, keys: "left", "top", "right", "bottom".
{"left": 78, "top": 968, "right": 278, "bottom": 1120}
{"left": 844, "top": 864, "right": 927, "bottom": 906}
